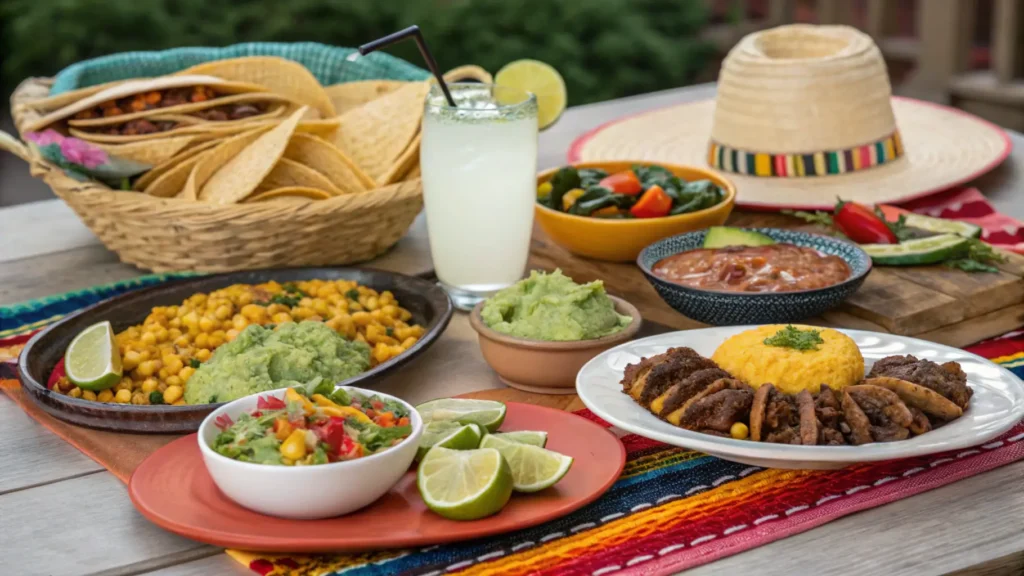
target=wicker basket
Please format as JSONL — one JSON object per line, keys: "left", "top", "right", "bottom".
{"left": 5, "top": 77, "right": 424, "bottom": 273}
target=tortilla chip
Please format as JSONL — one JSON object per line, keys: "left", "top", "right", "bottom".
{"left": 404, "top": 163, "right": 421, "bottom": 181}
{"left": 132, "top": 140, "right": 221, "bottom": 191}
{"left": 94, "top": 135, "right": 197, "bottom": 166}
{"left": 198, "top": 106, "right": 307, "bottom": 204}
{"left": 180, "top": 126, "right": 274, "bottom": 200}
{"left": 244, "top": 186, "right": 331, "bottom": 203}
{"left": 144, "top": 148, "right": 215, "bottom": 198}
{"left": 256, "top": 158, "right": 342, "bottom": 196}
{"left": 23, "top": 75, "right": 267, "bottom": 133}
{"left": 379, "top": 132, "right": 421, "bottom": 186}
{"left": 67, "top": 93, "right": 295, "bottom": 127}
{"left": 333, "top": 81, "right": 430, "bottom": 184}
{"left": 176, "top": 57, "right": 336, "bottom": 118}
{"left": 282, "top": 133, "right": 374, "bottom": 194}
{"left": 324, "top": 80, "right": 409, "bottom": 115}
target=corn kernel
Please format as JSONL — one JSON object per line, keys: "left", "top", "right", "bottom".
{"left": 114, "top": 389, "right": 132, "bottom": 403}
{"left": 137, "top": 360, "right": 158, "bottom": 378}
{"left": 82, "top": 390, "right": 97, "bottom": 401}
{"left": 198, "top": 316, "right": 215, "bottom": 332}
{"left": 196, "top": 348, "right": 212, "bottom": 362}
{"left": 179, "top": 366, "right": 195, "bottom": 382}
{"left": 163, "top": 385, "right": 184, "bottom": 404}
{"left": 141, "top": 378, "right": 159, "bottom": 393}
{"left": 97, "top": 389, "right": 114, "bottom": 403}
{"left": 69, "top": 387, "right": 82, "bottom": 398}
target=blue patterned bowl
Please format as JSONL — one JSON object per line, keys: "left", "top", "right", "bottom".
{"left": 637, "top": 229, "right": 872, "bottom": 326}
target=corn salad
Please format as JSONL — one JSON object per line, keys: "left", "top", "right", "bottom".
{"left": 53, "top": 279, "right": 425, "bottom": 406}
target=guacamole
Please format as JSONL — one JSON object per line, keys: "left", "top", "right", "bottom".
{"left": 184, "top": 321, "right": 371, "bottom": 405}
{"left": 481, "top": 269, "right": 631, "bottom": 341}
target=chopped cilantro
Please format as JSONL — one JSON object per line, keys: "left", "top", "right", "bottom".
{"left": 149, "top": 391, "right": 164, "bottom": 405}
{"left": 345, "top": 289, "right": 360, "bottom": 300}
{"left": 385, "top": 326, "right": 394, "bottom": 337}
{"left": 269, "top": 293, "right": 301, "bottom": 307}
{"left": 208, "top": 394, "right": 219, "bottom": 403}
{"left": 763, "top": 325, "right": 824, "bottom": 351}
{"left": 189, "top": 358, "right": 201, "bottom": 369}
{"left": 282, "top": 282, "right": 305, "bottom": 296}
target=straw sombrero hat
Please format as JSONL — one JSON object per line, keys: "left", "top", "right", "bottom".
{"left": 569, "top": 25, "right": 1011, "bottom": 210}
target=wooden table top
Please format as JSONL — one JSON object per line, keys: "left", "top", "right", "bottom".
{"left": 2, "top": 84, "right": 1023, "bottom": 576}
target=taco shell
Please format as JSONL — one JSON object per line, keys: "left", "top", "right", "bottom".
{"left": 256, "top": 158, "right": 342, "bottom": 196}
{"left": 244, "top": 186, "right": 332, "bottom": 203}
{"left": 67, "top": 93, "right": 295, "bottom": 127}
{"left": 176, "top": 57, "right": 336, "bottom": 118}
{"left": 282, "top": 133, "right": 374, "bottom": 194}
{"left": 23, "top": 75, "right": 268, "bottom": 133}
{"left": 133, "top": 140, "right": 221, "bottom": 191}
{"left": 333, "top": 81, "right": 429, "bottom": 184}
{"left": 325, "top": 80, "right": 409, "bottom": 115}
{"left": 94, "top": 135, "right": 197, "bottom": 167}
{"left": 198, "top": 106, "right": 307, "bottom": 204}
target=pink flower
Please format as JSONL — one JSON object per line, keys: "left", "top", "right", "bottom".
{"left": 60, "top": 137, "right": 108, "bottom": 169}
{"left": 25, "top": 129, "right": 64, "bottom": 146}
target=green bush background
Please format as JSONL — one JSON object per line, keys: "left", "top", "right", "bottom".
{"left": 0, "top": 0, "right": 713, "bottom": 106}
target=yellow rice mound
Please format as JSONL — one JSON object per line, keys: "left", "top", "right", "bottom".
{"left": 711, "top": 325, "right": 864, "bottom": 395}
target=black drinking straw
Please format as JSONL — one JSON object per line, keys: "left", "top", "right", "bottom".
{"left": 357, "top": 25, "right": 457, "bottom": 107}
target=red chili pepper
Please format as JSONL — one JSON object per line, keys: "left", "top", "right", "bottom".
{"left": 629, "top": 185, "right": 673, "bottom": 218}
{"left": 833, "top": 199, "right": 897, "bottom": 244}
{"left": 598, "top": 170, "right": 643, "bottom": 195}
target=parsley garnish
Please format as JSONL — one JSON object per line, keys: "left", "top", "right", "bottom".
{"left": 385, "top": 327, "right": 394, "bottom": 337}
{"left": 345, "top": 289, "right": 360, "bottom": 300}
{"left": 269, "top": 293, "right": 301, "bottom": 307}
{"left": 149, "top": 391, "right": 164, "bottom": 405}
{"left": 189, "top": 358, "right": 201, "bottom": 369}
{"left": 782, "top": 209, "right": 834, "bottom": 229}
{"left": 763, "top": 325, "right": 824, "bottom": 351}
{"left": 282, "top": 282, "right": 305, "bottom": 296}
{"left": 944, "top": 238, "right": 1005, "bottom": 273}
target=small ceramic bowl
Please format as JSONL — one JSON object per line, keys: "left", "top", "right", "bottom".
{"left": 198, "top": 386, "right": 422, "bottom": 520}
{"left": 469, "top": 296, "right": 642, "bottom": 394}
{"left": 637, "top": 228, "right": 872, "bottom": 326}
{"left": 534, "top": 161, "right": 736, "bottom": 262}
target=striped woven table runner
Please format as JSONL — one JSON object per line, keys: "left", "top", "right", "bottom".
{"left": 2, "top": 277, "right": 1023, "bottom": 576}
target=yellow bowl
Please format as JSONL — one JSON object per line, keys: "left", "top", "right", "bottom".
{"left": 534, "top": 161, "right": 736, "bottom": 262}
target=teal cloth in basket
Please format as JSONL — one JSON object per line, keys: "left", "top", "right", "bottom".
{"left": 50, "top": 42, "right": 430, "bottom": 95}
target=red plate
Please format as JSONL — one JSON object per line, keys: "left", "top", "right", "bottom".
{"left": 128, "top": 402, "right": 625, "bottom": 552}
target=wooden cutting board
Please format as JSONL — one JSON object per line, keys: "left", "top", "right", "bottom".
{"left": 527, "top": 212, "right": 1024, "bottom": 349}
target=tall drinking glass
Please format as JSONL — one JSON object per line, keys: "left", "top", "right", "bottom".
{"left": 421, "top": 83, "right": 539, "bottom": 310}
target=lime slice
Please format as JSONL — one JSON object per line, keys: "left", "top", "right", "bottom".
{"left": 495, "top": 59, "right": 567, "bottom": 130}
{"left": 417, "top": 447, "right": 513, "bottom": 521}
{"left": 902, "top": 213, "right": 982, "bottom": 238}
{"left": 860, "top": 234, "right": 969, "bottom": 266}
{"left": 493, "top": 430, "right": 548, "bottom": 447}
{"left": 65, "top": 321, "right": 122, "bottom": 391}
{"left": 416, "top": 398, "right": 507, "bottom": 432}
{"left": 480, "top": 435, "right": 573, "bottom": 492}
{"left": 416, "top": 421, "right": 484, "bottom": 461}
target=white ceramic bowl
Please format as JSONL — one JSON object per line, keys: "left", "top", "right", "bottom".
{"left": 198, "top": 386, "right": 422, "bottom": 519}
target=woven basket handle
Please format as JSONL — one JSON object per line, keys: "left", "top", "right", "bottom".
{"left": 0, "top": 130, "right": 31, "bottom": 163}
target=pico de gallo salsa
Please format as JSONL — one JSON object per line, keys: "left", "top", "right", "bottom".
{"left": 211, "top": 381, "right": 412, "bottom": 466}
{"left": 537, "top": 164, "right": 725, "bottom": 219}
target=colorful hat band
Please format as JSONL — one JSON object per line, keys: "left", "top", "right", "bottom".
{"left": 708, "top": 131, "right": 904, "bottom": 177}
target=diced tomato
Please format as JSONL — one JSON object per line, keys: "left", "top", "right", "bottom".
{"left": 629, "top": 185, "right": 672, "bottom": 218}
{"left": 376, "top": 411, "right": 396, "bottom": 427}
{"left": 397, "top": 417, "right": 410, "bottom": 427}
{"left": 371, "top": 400, "right": 385, "bottom": 411}
{"left": 598, "top": 171, "right": 643, "bottom": 195}
{"left": 257, "top": 395, "right": 286, "bottom": 411}
{"left": 364, "top": 409, "right": 377, "bottom": 419}
{"left": 251, "top": 411, "right": 262, "bottom": 418}
{"left": 311, "top": 416, "right": 352, "bottom": 457}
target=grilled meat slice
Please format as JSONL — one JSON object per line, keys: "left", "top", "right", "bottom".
{"left": 677, "top": 384, "right": 754, "bottom": 433}
{"left": 868, "top": 355, "right": 972, "bottom": 409}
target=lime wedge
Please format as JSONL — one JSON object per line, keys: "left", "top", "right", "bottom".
{"left": 416, "top": 421, "right": 484, "bottom": 461}
{"left": 493, "top": 430, "right": 548, "bottom": 447}
{"left": 65, "top": 321, "right": 122, "bottom": 391}
{"left": 417, "top": 447, "right": 513, "bottom": 520}
{"left": 495, "top": 59, "right": 567, "bottom": 130}
{"left": 479, "top": 435, "right": 573, "bottom": 492}
{"left": 416, "top": 398, "right": 507, "bottom": 432}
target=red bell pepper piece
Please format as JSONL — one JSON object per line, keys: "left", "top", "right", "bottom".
{"left": 311, "top": 416, "right": 350, "bottom": 457}
{"left": 598, "top": 170, "right": 643, "bottom": 195}
{"left": 629, "top": 185, "right": 672, "bottom": 218}
{"left": 257, "top": 395, "right": 286, "bottom": 411}
{"left": 834, "top": 199, "right": 897, "bottom": 244}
